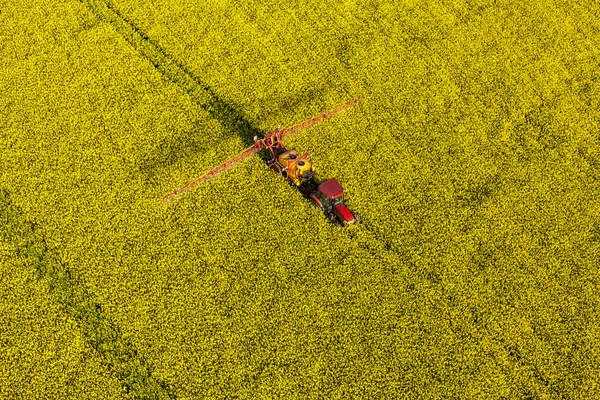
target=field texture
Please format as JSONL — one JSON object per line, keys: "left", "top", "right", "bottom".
{"left": 1, "top": 0, "right": 600, "bottom": 398}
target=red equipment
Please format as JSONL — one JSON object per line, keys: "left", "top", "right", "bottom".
{"left": 298, "top": 177, "right": 359, "bottom": 227}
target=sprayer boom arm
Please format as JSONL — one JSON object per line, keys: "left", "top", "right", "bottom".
{"left": 162, "top": 144, "right": 260, "bottom": 201}
{"left": 162, "top": 96, "right": 363, "bottom": 201}
{"left": 279, "top": 96, "right": 363, "bottom": 140}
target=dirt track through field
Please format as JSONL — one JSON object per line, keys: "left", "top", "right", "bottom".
{"left": 0, "top": 189, "right": 176, "bottom": 400}
{"left": 78, "top": 0, "right": 264, "bottom": 178}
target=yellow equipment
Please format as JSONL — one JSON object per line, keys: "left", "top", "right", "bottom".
{"left": 275, "top": 150, "right": 315, "bottom": 186}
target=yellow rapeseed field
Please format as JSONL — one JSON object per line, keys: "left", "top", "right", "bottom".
{"left": 1, "top": 0, "right": 599, "bottom": 398}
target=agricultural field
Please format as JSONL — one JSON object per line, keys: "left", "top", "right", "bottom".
{"left": 1, "top": 0, "right": 599, "bottom": 398}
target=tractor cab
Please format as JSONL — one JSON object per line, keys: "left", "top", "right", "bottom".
{"left": 317, "top": 179, "right": 344, "bottom": 209}
{"left": 314, "top": 179, "right": 356, "bottom": 226}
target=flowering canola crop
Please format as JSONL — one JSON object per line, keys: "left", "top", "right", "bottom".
{"left": 1, "top": 0, "right": 599, "bottom": 398}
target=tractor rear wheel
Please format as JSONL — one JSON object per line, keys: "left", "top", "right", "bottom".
{"left": 329, "top": 213, "right": 343, "bottom": 227}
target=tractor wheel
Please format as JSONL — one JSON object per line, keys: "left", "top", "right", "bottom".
{"left": 329, "top": 213, "right": 343, "bottom": 227}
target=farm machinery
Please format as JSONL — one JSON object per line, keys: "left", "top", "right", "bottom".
{"left": 163, "top": 97, "right": 363, "bottom": 227}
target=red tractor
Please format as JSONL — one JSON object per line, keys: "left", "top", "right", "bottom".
{"left": 163, "top": 97, "right": 363, "bottom": 227}
{"left": 301, "top": 178, "right": 359, "bottom": 227}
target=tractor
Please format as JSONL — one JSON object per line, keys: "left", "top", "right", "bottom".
{"left": 163, "top": 97, "right": 363, "bottom": 227}
{"left": 300, "top": 177, "right": 359, "bottom": 227}
{"left": 253, "top": 126, "right": 359, "bottom": 227}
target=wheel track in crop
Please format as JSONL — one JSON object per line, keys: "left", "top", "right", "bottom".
{"left": 0, "top": 189, "right": 175, "bottom": 400}
{"left": 78, "top": 0, "right": 264, "bottom": 177}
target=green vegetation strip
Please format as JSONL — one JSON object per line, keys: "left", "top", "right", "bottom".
{"left": 78, "top": 0, "right": 262, "bottom": 146}
{"left": 0, "top": 188, "right": 175, "bottom": 400}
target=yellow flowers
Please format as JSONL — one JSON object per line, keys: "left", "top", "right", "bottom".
{"left": 2, "top": 0, "right": 600, "bottom": 397}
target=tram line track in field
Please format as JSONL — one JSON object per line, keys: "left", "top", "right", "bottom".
{"left": 0, "top": 188, "right": 176, "bottom": 400}
{"left": 78, "top": 0, "right": 264, "bottom": 174}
